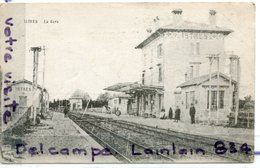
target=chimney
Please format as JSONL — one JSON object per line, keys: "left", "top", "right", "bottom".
{"left": 209, "top": 10, "right": 217, "bottom": 26}
{"left": 153, "top": 16, "right": 160, "bottom": 31}
{"left": 172, "top": 9, "right": 183, "bottom": 25}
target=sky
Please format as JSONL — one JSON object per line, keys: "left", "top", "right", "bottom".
{"left": 20, "top": 3, "right": 255, "bottom": 100}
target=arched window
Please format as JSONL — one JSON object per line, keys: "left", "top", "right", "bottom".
{"left": 157, "top": 44, "right": 163, "bottom": 58}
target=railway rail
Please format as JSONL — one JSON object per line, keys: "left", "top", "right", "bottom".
{"left": 69, "top": 112, "right": 254, "bottom": 163}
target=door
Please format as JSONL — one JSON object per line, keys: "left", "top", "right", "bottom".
{"left": 19, "top": 96, "right": 27, "bottom": 107}
{"left": 136, "top": 95, "right": 140, "bottom": 116}
{"left": 19, "top": 96, "right": 27, "bottom": 113}
{"left": 150, "top": 94, "right": 154, "bottom": 115}
{"left": 73, "top": 103, "right": 76, "bottom": 110}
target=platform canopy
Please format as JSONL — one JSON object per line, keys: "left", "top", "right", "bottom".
{"left": 104, "top": 82, "right": 164, "bottom": 95}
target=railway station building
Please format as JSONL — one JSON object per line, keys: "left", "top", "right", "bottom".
{"left": 5, "top": 79, "right": 49, "bottom": 129}
{"left": 108, "top": 93, "right": 132, "bottom": 115}
{"left": 69, "top": 97, "right": 83, "bottom": 111}
{"left": 105, "top": 9, "right": 239, "bottom": 124}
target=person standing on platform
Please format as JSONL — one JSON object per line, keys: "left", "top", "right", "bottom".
{"left": 174, "top": 106, "right": 181, "bottom": 122}
{"left": 168, "top": 107, "right": 173, "bottom": 119}
{"left": 189, "top": 103, "right": 196, "bottom": 124}
{"left": 159, "top": 108, "right": 166, "bottom": 119}
{"left": 64, "top": 105, "right": 69, "bottom": 118}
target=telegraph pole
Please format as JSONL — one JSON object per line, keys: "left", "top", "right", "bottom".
{"left": 41, "top": 46, "right": 47, "bottom": 116}
{"left": 216, "top": 56, "right": 220, "bottom": 125}
{"left": 207, "top": 54, "right": 220, "bottom": 125}
{"left": 31, "top": 47, "right": 42, "bottom": 125}
{"left": 236, "top": 57, "right": 240, "bottom": 125}
{"left": 229, "top": 55, "right": 233, "bottom": 115}
{"left": 229, "top": 55, "right": 240, "bottom": 125}
{"left": 208, "top": 57, "right": 212, "bottom": 124}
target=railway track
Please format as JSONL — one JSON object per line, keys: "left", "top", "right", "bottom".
{"left": 69, "top": 112, "right": 254, "bottom": 163}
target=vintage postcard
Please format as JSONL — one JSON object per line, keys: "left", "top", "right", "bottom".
{"left": 0, "top": 3, "right": 255, "bottom": 163}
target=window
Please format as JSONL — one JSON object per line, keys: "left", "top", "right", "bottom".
{"left": 143, "top": 95, "right": 147, "bottom": 110}
{"left": 158, "top": 94, "right": 162, "bottom": 110}
{"left": 196, "top": 42, "right": 200, "bottom": 55}
{"left": 150, "top": 49, "right": 153, "bottom": 64}
{"left": 207, "top": 90, "right": 225, "bottom": 110}
{"left": 142, "top": 71, "right": 145, "bottom": 84}
{"left": 190, "top": 42, "right": 194, "bottom": 55}
{"left": 157, "top": 44, "right": 163, "bottom": 58}
{"left": 185, "top": 91, "right": 195, "bottom": 109}
{"left": 190, "top": 66, "right": 194, "bottom": 79}
{"left": 150, "top": 67, "right": 153, "bottom": 84}
{"left": 219, "top": 91, "right": 224, "bottom": 109}
{"left": 158, "top": 65, "right": 162, "bottom": 82}
{"left": 190, "top": 42, "right": 200, "bottom": 56}
{"left": 211, "top": 91, "right": 217, "bottom": 110}
{"left": 185, "top": 73, "right": 188, "bottom": 81}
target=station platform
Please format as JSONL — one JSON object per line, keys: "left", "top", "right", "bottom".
{"left": 1, "top": 112, "right": 119, "bottom": 163}
{"left": 83, "top": 111, "right": 254, "bottom": 146}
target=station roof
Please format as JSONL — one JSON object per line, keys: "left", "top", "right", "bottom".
{"left": 135, "top": 20, "right": 233, "bottom": 49}
{"left": 177, "top": 72, "right": 237, "bottom": 88}
{"left": 112, "top": 93, "right": 132, "bottom": 99}
{"left": 8, "top": 79, "right": 47, "bottom": 92}
{"left": 104, "top": 82, "right": 164, "bottom": 94}
{"left": 104, "top": 82, "right": 136, "bottom": 92}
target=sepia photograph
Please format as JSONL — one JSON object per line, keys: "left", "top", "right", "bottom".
{"left": 0, "top": 2, "right": 255, "bottom": 163}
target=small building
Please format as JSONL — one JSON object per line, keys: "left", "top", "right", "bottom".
{"left": 5, "top": 79, "right": 49, "bottom": 128}
{"left": 108, "top": 93, "right": 132, "bottom": 115}
{"left": 177, "top": 72, "right": 236, "bottom": 124}
{"left": 104, "top": 82, "right": 163, "bottom": 117}
{"left": 69, "top": 97, "right": 83, "bottom": 111}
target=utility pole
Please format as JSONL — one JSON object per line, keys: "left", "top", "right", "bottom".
{"left": 31, "top": 47, "right": 42, "bottom": 125}
{"left": 229, "top": 54, "right": 240, "bottom": 125}
{"left": 229, "top": 55, "right": 233, "bottom": 115}
{"left": 236, "top": 57, "right": 240, "bottom": 125}
{"left": 207, "top": 54, "right": 220, "bottom": 125}
{"left": 216, "top": 56, "right": 220, "bottom": 125}
{"left": 208, "top": 57, "right": 212, "bottom": 124}
{"left": 41, "top": 46, "right": 47, "bottom": 116}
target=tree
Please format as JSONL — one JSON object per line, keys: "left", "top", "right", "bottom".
{"left": 96, "top": 92, "right": 112, "bottom": 102}
{"left": 239, "top": 95, "right": 254, "bottom": 110}
{"left": 243, "top": 95, "right": 254, "bottom": 110}
{"left": 88, "top": 92, "right": 113, "bottom": 108}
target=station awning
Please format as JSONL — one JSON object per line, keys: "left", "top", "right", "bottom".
{"left": 104, "top": 82, "right": 164, "bottom": 94}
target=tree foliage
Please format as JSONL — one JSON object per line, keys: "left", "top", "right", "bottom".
{"left": 239, "top": 95, "right": 254, "bottom": 110}
{"left": 96, "top": 92, "right": 112, "bottom": 102}
{"left": 49, "top": 99, "right": 70, "bottom": 110}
